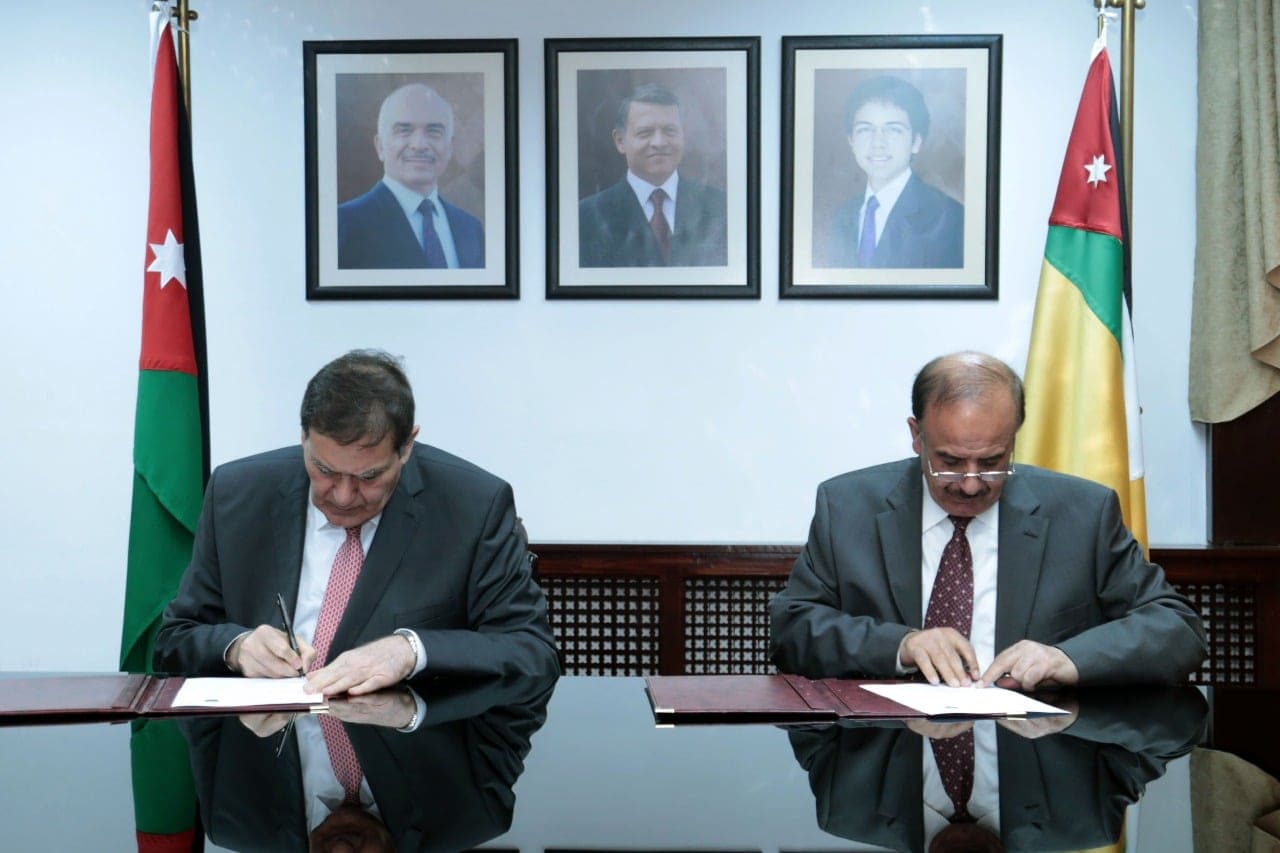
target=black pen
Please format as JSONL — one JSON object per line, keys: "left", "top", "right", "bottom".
{"left": 276, "top": 592, "right": 304, "bottom": 676}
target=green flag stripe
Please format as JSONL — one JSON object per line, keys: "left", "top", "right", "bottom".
{"left": 120, "top": 473, "right": 195, "bottom": 671}
{"left": 134, "top": 369, "right": 204, "bottom": 533}
{"left": 130, "top": 719, "right": 198, "bottom": 833}
{"left": 1043, "top": 225, "right": 1125, "bottom": 344}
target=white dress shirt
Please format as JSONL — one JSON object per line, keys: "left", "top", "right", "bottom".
{"left": 858, "top": 167, "right": 913, "bottom": 247}
{"left": 381, "top": 176, "right": 461, "bottom": 268}
{"left": 625, "top": 170, "right": 680, "bottom": 232}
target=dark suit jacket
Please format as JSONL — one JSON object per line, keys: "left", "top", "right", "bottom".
{"left": 337, "top": 181, "right": 484, "bottom": 269}
{"left": 577, "top": 175, "right": 727, "bottom": 267}
{"left": 787, "top": 686, "right": 1207, "bottom": 852}
{"left": 153, "top": 443, "right": 559, "bottom": 679}
{"left": 769, "top": 458, "right": 1207, "bottom": 683}
{"left": 820, "top": 173, "right": 964, "bottom": 268}
{"left": 181, "top": 674, "right": 556, "bottom": 852}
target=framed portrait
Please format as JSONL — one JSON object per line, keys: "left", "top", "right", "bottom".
{"left": 780, "top": 34, "right": 1002, "bottom": 299}
{"left": 304, "top": 39, "right": 518, "bottom": 299}
{"left": 545, "top": 37, "right": 760, "bottom": 299}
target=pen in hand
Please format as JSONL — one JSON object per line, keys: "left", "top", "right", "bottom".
{"left": 275, "top": 592, "right": 304, "bottom": 676}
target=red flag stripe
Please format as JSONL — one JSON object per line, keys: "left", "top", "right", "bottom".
{"left": 140, "top": 22, "right": 197, "bottom": 376}
{"left": 1048, "top": 47, "right": 1124, "bottom": 241}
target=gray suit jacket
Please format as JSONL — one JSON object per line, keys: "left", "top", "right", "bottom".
{"left": 577, "top": 175, "right": 727, "bottom": 267}
{"left": 788, "top": 686, "right": 1207, "bottom": 852}
{"left": 154, "top": 443, "right": 559, "bottom": 679}
{"left": 769, "top": 458, "right": 1206, "bottom": 683}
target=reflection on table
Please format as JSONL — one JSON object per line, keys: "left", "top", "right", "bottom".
{"left": 184, "top": 674, "right": 556, "bottom": 852}
{"left": 2, "top": 677, "right": 1279, "bottom": 851}
{"left": 786, "top": 686, "right": 1207, "bottom": 852}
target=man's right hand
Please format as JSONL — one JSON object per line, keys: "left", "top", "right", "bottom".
{"left": 228, "top": 625, "right": 316, "bottom": 677}
{"left": 899, "top": 627, "right": 981, "bottom": 687}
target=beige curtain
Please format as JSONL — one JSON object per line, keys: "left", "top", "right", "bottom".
{"left": 1189, "top": 0, "right": 1280, "bottom": 423}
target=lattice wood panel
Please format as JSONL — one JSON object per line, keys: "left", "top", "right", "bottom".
{"left": 540, "top": 576, "right": 661, "bottom": 675}
{"left": 683, "top": 576, "right": 787, "bottom": 674}
{"left": 1176, "top": 582, "right": 1256, "bottom": 685}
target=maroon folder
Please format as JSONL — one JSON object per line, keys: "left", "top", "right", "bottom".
{"left": 644, "top": 674, "right": 931, "bottom": 724}
{"left": 0, "top": 674, "right": 323, "bottom": 726}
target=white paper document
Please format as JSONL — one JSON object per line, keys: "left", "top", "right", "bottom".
{"left": 169, "top": 677, "right": 325, "bottom": 710}
{"left": 861, "top": 683, "right": 1067, "bottom": 717}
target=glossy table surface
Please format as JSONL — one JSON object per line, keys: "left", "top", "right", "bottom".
{"left": 1, "top": 675, "right": 1276, "bottom": 852}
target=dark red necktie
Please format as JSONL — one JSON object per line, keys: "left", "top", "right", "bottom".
{"left": 925, "top": 515, "right": 975, "bottom": 821}
{"left": 309, "top": 526, "right": 365, "bottom": 803}
{"left": 649, "top": 188, "right": 671, "bottom": 265}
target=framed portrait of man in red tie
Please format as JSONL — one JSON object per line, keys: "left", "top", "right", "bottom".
{"left": 545, "top": 37, "right": 760, "bottom": 299}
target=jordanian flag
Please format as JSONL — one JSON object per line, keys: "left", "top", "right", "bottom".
{"left": 1017, "top": 38, "right": 1148, "bottom": 550}
{"left": 119, "top": 8, "right": 209, "bottom": 850}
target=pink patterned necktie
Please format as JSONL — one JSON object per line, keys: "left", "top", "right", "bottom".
{"left": 924, "top": 515, "right": 975, "bottom": 821}
{"left": 309, "top": 525, "right": 365, "bottom": 803}
{"left": 649, "top": 188, "right": 671, "bottom": 265}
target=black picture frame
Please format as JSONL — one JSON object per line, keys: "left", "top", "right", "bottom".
{"left": 304, "top": 39, "right": 518, "bottom": 299}
{"left": 780, "top": 34, "right": 1002, "bottom": 299}
{"left": 545, "top": 37, "right": 760, "bottom": 299}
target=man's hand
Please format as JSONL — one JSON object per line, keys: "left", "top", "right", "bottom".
{"left": 906, "top": 718, "right": 974, "bottom": 740}
{"left": 980, "top": 640, "right": 1079, "bottom": 691}
{"left": 900, "top": 628, "right": 981, "bottom": 687}
{"left": 997, "top": 697, "right": 1079, "bottom": 739}
{"left": 236, "top": 711, "right": 294, "bottom": 738}
{"left": 228, "top": 625, "right": 316, "bottom": 677}
{"left": 328, "top": 690, "right": 416, "bottom": 730}
{"left": 304, "top": 634, "right": 416, "bottom": 697}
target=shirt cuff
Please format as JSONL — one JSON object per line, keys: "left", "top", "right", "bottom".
{"left": 398, "top": 686, "right": 427, "bottom": 733}
{"left": 223, "top": 630, "right": 252, "bottom": 672}
{"left": 394, "top": 628, "right": 427, "bottom": 676}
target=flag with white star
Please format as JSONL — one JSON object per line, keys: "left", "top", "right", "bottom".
{"left": 121, "top": 7, "right": 207, "bottom": 850}
{"left": 1016, "top": 36, "right": 1148, "bottom": 551}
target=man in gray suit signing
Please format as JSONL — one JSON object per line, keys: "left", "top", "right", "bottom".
{"left": 769, "top": 351, "right": 1206, "bottom": 690}
{"left": 155, "top": 349, "right": 558, "bottom": 696}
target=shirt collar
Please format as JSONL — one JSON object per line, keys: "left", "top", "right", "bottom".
{"left": 626, "top": 169, "right": 680, "bottom": 205}
{"left": 864, "top": 167, "right": 913, "bottom": 209}
{"left": 306, "top": 496, "right": 382, "bottom": 537}
{"left": 920, "top": 472, "right": 998, "bottom": 533}
{"left": 381, "top": 176, "right": 440, "bottom": 219}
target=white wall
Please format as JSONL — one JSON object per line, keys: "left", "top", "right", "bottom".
{"left": 0, "top": 0, "right": 1205, "bottom": 670}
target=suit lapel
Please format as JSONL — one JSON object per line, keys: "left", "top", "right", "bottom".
{"left": 329, "top": 452, "right": 424, "bottom": 656}
{"left": 877, "top": 730, "right": 925, "bottom": 853}
{"left": 873, "top": 175, "right": 922, "bottom": 265}
{"left": 879, "top": 460, "right": 925, "bottom": 627}
{"left": 273, "top": 467, "right": 309, "bottom": 618}
{"left": 995, "top": 474, "right": 1048, "bottom": 651}
{"left": 996, "top": 729, "right": 1049, "bottom": 846}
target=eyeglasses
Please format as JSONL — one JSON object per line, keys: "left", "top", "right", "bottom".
{"left": 926, "top": 457, "right": 1015, "bottom": 484}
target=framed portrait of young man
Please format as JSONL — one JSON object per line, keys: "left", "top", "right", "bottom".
{"left": 304, "top": 39, "right": 518, "bottom": 299}
{"left": 780, "top": 34, "right": 1002, "bottom": 299}
{"left": 546, "top": 37, "right": 760, "bottom": 299}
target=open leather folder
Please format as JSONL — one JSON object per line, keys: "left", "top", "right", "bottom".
{"left": 0, "top": 673, "right": 327, "bottom": 725}
{"left": 644, "top": 673, "right": 1065, "bottom": 724}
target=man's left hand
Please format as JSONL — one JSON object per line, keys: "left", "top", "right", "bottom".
{"left": 328, "top": 690, "right": 416, "bottom": 729}
{"left": 304, "top": 634, "right": 416, "bottom": 697}
{"left": 980, "top": 640, "right": 1079, "bottom": 691}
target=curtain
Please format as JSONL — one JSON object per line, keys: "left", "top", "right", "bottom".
{"left": 1189, "top": 0, "right": 1280, "bottom": 422}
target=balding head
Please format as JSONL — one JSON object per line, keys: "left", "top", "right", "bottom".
{"left": 911, "top": 351, "right": 1025, "bottom": 428}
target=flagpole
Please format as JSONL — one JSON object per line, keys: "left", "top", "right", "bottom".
{"left": 1095, "top": 0, "right": 1144, "bottom": 233}
{"left": 169, "top": 0, "right": 198, "bottom": 114}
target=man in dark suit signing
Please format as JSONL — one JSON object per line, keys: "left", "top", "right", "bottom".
{"left": 578, "top": 83, "right": 727, "bottom": 268}
{"left": 769, "top": 351, "right": 1206, "bottom": 690}
{"left": 154, "top": 349, "right": 558, "bottom": 695}
{"left": 338, "top": 83, "right": 484, "bottom": 270}
{"left": 819, "top": 75, "right": 964, "bottom": 269}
